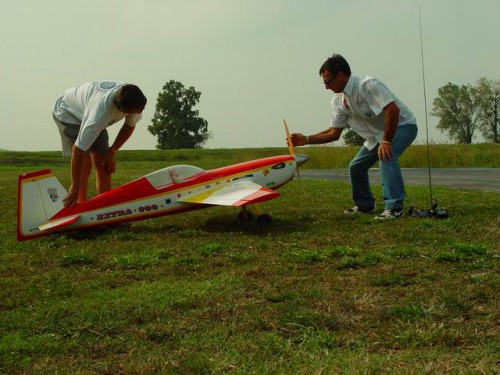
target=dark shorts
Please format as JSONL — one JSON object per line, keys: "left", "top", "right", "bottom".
{"left": 53, "top": 114, "right": 109, "bottom": 156}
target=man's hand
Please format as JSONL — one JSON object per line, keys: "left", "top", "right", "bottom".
{"left": 102, "top": 148, "right": 116, "bottom": 174}
{"left": 63, "top": 185, "right": 79, "bottom": 208}
{"left": 378, "top": 141, "right": 393, "bottom": 161}
{"left": 290, "top": 133, "right": 308, "bottom": 146}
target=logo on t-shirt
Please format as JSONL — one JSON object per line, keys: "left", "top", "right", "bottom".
{"left": 99, "top": 81, "right": 118, "bottom": 90}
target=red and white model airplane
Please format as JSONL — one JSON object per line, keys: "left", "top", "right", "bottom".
{"left": 17, "top": 123, "right": 308, "bottom": 241}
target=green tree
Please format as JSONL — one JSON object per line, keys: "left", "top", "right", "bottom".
{"left": 474, "top": 78, "right": 500, "bottom": 143}
{"left": 148, "top": 80, "right": 211, "bottom": 149}
{"left": 342, "top": 126, "right": 364, "bottom": 146}
{"left": 431, "top": 82, "right": 480, "bottom": 144}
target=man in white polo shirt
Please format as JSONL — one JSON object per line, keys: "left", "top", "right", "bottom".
{"left": 291, "top": 54, "right": 418, "bottom": 220}
{"left": 53, "top": 81, "right": 147, "bottom": 208}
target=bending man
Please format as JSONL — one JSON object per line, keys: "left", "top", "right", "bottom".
{"left": 53, "top": 80, "right": 147, "bottom": 208}
{"left": 291, "top": 54, "right": 417, "bottom": 220}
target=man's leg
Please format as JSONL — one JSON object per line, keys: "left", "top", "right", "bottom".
{"left": 91, "top": 152, "right": 112, "bottom": 194}
{"left": 379, "top": 124, "right": 418, "bottom": 211}
{"left": 348, "top": 146, "right": 379, "bottom": 210}
{"left": 89, "top": 130, "right": 112, "bottom": 195}
{"left": 53, "top": 114, "right": 92, "bottom": 202}
{"left": 76, "top": 153, "right": 93, "bottom": 203}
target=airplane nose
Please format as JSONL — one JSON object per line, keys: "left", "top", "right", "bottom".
{"left": 295, "top": 154, "right": 309, "bottom": 167}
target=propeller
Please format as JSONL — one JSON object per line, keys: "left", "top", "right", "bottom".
{"left": 283, "top": 119, "right": 309, "bottom": 195}
{"left": 284, "top": 118, "right": 296, "bottom": 157}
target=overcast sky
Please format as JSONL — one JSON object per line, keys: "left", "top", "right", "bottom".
{"left": 1, "top": 0, "right": 498, "bottom": 151}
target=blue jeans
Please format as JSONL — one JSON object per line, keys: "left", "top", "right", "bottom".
{"left": 348, "top": 124, "right": 418, "bottom": 211}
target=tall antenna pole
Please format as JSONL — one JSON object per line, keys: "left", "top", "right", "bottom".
{"left": 419, "top": 7, "right": 433, "bottom": 207}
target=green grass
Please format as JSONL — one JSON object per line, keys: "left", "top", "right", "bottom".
{"left": 0, "top": 150, "right": 499, "bottom": 374}
{"left": 1, "top": 143, "right": 499, "bottom": 171}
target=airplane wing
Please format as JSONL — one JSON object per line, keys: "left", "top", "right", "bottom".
{"left": 38, "top": 214, "right": 80, "bottom": 232}
{"left": 179, "top": 180, "right": 280, "bottom": 207}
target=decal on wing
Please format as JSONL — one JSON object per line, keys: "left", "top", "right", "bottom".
{"left": 179, "top": 181, "right": 279, "bottom": 206}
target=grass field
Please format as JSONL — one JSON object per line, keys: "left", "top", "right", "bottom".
{"left": 2, "top": 143, "right": 500, "bottom": 171}
{"left": 0, "top": 147, "right": 499, "bottom": 374}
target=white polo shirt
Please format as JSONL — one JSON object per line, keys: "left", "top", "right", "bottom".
{"left": 53, "top": 81, "right": 142, "bottom": 152}
{"left": 330, "top": 75, "right": 416, "bottom": 150}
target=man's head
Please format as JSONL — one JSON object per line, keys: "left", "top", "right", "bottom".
{"left": 115, "top": 84, "right": 147, "bottom": 114}
{"left": 319, "top": 54, "right": 351, "bottom": 93}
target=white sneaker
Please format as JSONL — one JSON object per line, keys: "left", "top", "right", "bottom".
{"left": 344, "top": 206, "right": 376, "bottom": 215}
{"left": 374, "top": 209, "right": 404, "bottom": 220}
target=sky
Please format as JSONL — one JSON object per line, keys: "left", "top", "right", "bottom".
{"left": 1, "top": 0, "right": 499, "bottom": 151}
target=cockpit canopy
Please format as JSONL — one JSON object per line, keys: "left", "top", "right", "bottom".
{"left": 145, "top": 165, "right": 205, "bottom": 188}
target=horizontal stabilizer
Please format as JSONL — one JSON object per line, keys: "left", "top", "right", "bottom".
{"left": 38, "top": 214, "right": 80, "bottom": 232}
{"left": 180, "top": 180, "right": 279, "bottom": 206}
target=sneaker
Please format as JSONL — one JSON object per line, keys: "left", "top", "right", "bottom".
{"left": 374, "top": 209, "right": 404, "bottom": 221}
{"left": 344, "top": 205, "right": 376, "bottom": 215}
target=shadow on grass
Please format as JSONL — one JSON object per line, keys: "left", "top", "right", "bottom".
{"left": 202, "top": 214, "right": 312, "bottom": 235}
{"left": 50, "top": 214, "right": 311, "bottom": 242}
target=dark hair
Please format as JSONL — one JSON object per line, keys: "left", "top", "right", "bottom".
{"left": 319, "top": 54, "right": 351, "bottom": 77}
{"left": 115, "top": 84, "right": 147, "bottom": 110}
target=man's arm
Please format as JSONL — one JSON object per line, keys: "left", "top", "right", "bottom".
{"left": 111, "top": 123, "right": 136, "bottom": 152}
{"left": 378, "top": 101, "right": 400, "bottom": 161}
{"left": 63, "top": 146, "right": 86, "bottom": 208}
{"left": 102, "top": 124, "right": 136, "bottom": 173}
{"left": 382, "top": 101, "right": 400, "bottom": 143}
{"left": 291, "top": 127, "right": 344, "bottom": 146}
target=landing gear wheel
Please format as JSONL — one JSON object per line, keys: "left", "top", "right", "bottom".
{"left": 256, "top": 214, "right": 272, "bottom": 226}
{"left": 238, "top": 210, "right": 254, "bottom": 222}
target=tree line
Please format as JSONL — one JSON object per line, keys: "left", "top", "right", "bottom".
{"left": 148, "top": 78, "right": 499, "bottom": 149}
{"left": 431, "top": 78, "right": 499, "bottom": 144}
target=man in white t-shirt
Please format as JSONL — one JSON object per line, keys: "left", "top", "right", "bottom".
{"left": 291, "top": 54, "right": 418, "bottom": 220}
{"left": 53, "top": 81, "right": 147, "bottom": 208}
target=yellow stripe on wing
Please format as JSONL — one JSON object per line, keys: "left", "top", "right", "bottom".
{"left": 180, "top": 185, "right": 226, "bottom": 204}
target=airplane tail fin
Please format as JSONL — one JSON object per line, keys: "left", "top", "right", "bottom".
{"left": 17, "top": 169, "right": 67, "bottom": 241}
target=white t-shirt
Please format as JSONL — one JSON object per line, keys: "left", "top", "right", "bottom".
{"left": 330, "top": 75, "right": 416, "bottom": 150}
{"left": 53, "top": 81, "right": 142, "bottom": 151}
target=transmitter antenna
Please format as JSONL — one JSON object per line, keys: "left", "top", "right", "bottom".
{"left": 409, "top": 7, "right": 449, "bottom": 219}
{"left": 419, "top": 7, "right": 433, "bottom": 207}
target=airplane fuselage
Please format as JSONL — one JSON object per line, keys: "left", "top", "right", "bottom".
{"left": 60, "top": 155, "right": 296, "bottom": 225}
{"left": 18, "top": 155, "right": 303, "bottom": 240}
